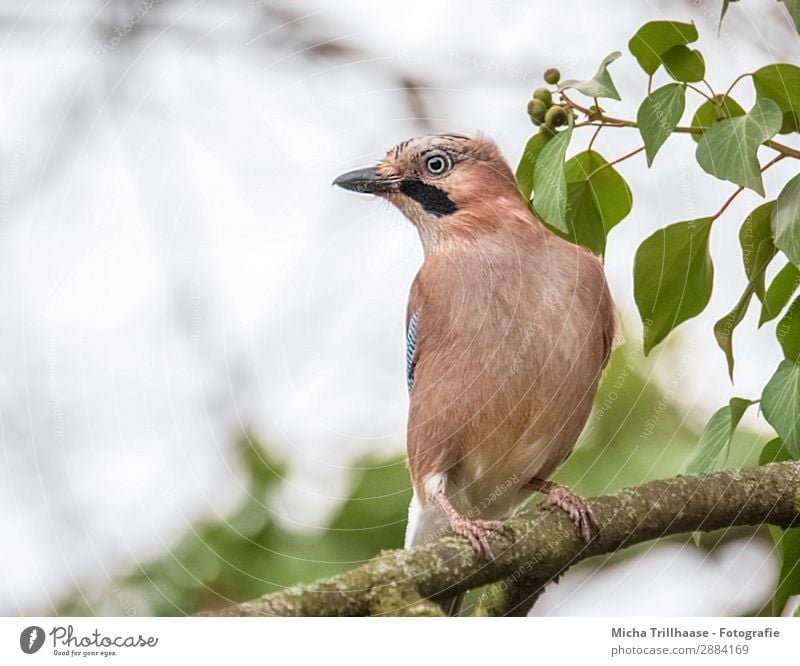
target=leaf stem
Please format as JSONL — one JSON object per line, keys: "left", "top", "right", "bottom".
{"left": 710, "top": 185, "right": 744, "bottom": 222}
{"left": 687, "top": 83, "right": 715, "bottom": 103}
{"left": 587, "top": 146, "right": 646, "bottom": 179}
{"left": 605, "top": 145, "right": 646, "bottom": 170}
{"left": 588, "top": 125, "right": 602, "bottom": 152}
{"left": 723, "top": 72, "right": 753, "bottom": 99}
{"left": 561, "top": 91, "right": 800, "bottom": 160}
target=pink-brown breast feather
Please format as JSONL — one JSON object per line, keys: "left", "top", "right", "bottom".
{"left": 405, "top": 214, "right": 614, "bottom": 512}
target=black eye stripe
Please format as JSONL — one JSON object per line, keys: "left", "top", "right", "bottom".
{"left": 399, "top": 179, "right": 457, "bottom": 217}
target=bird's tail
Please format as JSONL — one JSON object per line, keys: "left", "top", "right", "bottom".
{"left": 405, "top": 495, "right": 464, "bottom": 616}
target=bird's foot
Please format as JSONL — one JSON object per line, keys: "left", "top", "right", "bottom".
{"left": 450, "top": 514, "right": 507, "bottom": 560}
{"left": 434, "top": 490, "right": 509, "bottom": 559}
{"left": 528, "top": 478, "right": 597, "bottom": 543}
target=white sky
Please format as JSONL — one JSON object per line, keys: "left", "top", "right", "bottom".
{"left": 0, "top": 0, "right": 797, "bottom": 614}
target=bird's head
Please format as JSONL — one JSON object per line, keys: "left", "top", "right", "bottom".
{"left": 333, "top": 134, "right": 523, "bottom": 247}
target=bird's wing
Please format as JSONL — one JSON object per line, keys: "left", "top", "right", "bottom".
{"left": 405, "top": 309, "right": 420, "bottom": 393}
{"left": 405, "top": 277, "right": 423, "bottom": 393}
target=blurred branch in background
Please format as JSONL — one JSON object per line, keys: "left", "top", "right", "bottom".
{"left": 199, "top": 461, "right": 800, "bottom": 617}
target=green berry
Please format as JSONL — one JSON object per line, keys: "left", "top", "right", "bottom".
{"left": 543, "top": 67, "right": 560, "bottom": 85}
{"left": 527, "top": 98, "right": 547, "bottom": 124}
{"left": 532, "top": 88, "right": 552, "bottom": 107}
{"left": 544, "top": 105, "right": 568, "bottom": 128}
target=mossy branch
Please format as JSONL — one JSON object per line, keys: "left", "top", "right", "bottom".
{"left": 199, "top": 462, "right": 800, "bottom": 617}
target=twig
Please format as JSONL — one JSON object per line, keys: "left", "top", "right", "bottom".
{"left": 561, "top": 91, "right": 800, "bottom": 160}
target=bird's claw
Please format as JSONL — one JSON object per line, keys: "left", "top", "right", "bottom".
{"left": 449, "top": 515, "right": 510, "bottom": 560}
{"left": 540, "top": 484, "right": 597, "bottom": 543}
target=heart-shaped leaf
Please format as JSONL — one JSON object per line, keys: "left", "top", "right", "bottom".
{"left": 761, "top": 359, "right": 800, "bottom": 458}
{"left": 661, "top": 45, "right": 705, "bottom": 83}
{"left": 561, "top": 150, "right": 632, "bottom": 256}
{"left": 558, "top": 52, "right": 621, "bottom": 100}
{"left": 696, "top": 98, "right": 782, "bottom": 195}
{"left": 634, "top": 218, "right": 714, "bottom": 354}
{"left": 629, "top": 21, "right": 698, "bottom": 75}
{"left": 753, "top": 63, "right": 800, "bottom": 133}
{"left": 637, "top": 83, "right": 686, "bottom": 165}
{"left": 690, "top": 94, "right": 746, "bottom": 143}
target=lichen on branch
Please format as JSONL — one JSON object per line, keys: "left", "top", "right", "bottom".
{"left": 199, "top": 462, "right": 800, "bottom": 617}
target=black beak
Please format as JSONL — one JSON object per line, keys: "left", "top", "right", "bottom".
{"left": 332, "top": 167, "right": 394, "bottom": 194}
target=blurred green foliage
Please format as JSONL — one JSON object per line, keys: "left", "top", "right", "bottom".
{"left": 53, "top": 337, "right": 770, "bottom": 617}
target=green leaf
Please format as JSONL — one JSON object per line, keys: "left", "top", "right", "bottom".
{"left": 759, "top": 438, "right": 800, "bottom": 615}
{"left": 759, "top": 437, "right": 791, "bottom": 465}
{"left": 714, "top": 280, "right": 757, "bottom": 380}
{"left": 695, "top": 98, "right": 782, "bottom": 195}
{"left": 752, "top": 63, "right": 800, "bottom": 133}
{"left": 637, "top": 83, "right": 686, "bottom": 165}
{"left": 685, "top": 397, "right": 754, "bottom": 474}
{"left": 515, "top": 133, "right": 552, "bottom": 199}
{"left": 713, "top": 202, "right": 776, "bottom": 378}
{"left": 777, "top": 296, "right": 800, "bottom": 361}
{"left": 761, "top": 262, "right": 800, "bottom": 325}
{"left": 628, "top": 21, "right": 698, "bottom": 75}
{"left": 558, "top": 51, "right": 621, "bottom": 100}
{"left": 720, "top": 0, "right": 740, "bottom": 24}
{"left": 779, "top": 0, "right": 800, "bottom": 33}
{"left": 772, "top": 172, "right": 800, "bottom": 267}
{"left": 690, "top": 94, "right": 746, "bottom": 143}
{"left": 740, "top": 201, "right": 777, "bottom": 300}
{"left": 634, "top": 218, "right": 714, "bottom": 354}
{"left": 759, "top": 433, "right": 800, "bottom": 613}
{"left": 761, "top": 359, "right": 800, "bottom": 458}
{"left": 561, "top": 151, "right": 632, "bottom": 256}
{"left": 661, "top": 45, "right": 705, "bottom": 83}
{"left": 771, "top": 528, "right": 800, "bottom": 615}
{"left": 716, "top": 205, "right": 776, "bottom": 375}
{"left": 532, "top": 121, "right": 573, "bottom": 232}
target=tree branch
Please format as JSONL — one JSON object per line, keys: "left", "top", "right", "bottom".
{"left": 199, "top": 462, "right": 800, "bottom": 617}
{"left": 561, "top": 92, "right": 800, "bottom": 160}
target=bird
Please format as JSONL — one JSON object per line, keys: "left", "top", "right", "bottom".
{"left": 333, "top": 133, "right": 615, "bottom": 589}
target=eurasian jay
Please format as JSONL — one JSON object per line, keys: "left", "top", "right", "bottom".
{"left": 333, "top": 133, "right": 615, "bottom": 564}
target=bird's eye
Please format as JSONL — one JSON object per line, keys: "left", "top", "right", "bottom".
{"left": 424, "top": 152, "right": 450, "bottom": 175}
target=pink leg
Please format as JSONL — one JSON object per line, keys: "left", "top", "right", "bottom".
{"left": 527, "top": 478, "right": 597, "bottom": 542}
{"left": 433, "top": 490, "right": 509, "bottom": 559}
